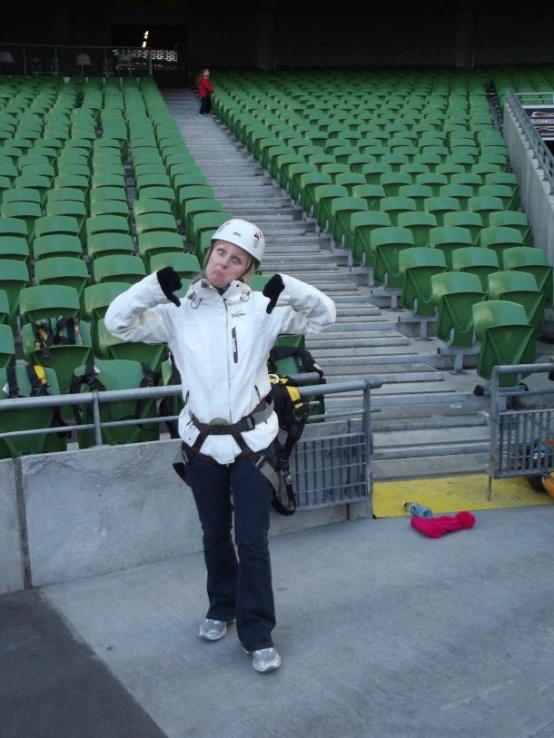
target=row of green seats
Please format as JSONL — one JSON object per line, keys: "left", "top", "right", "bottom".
{"left": 398, "top": 248, "right": 546, "bottom": 336}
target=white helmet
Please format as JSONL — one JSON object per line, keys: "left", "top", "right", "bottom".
{"left": 211, "top": 218, "right": 265, "bottom": 263}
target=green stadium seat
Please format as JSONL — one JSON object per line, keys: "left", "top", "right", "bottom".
{"left": 21, "top": 317, "right": 94, "bottom": 394}
{"left": 0, "top": 323, "right": 15, "bottom": 367}
{"left": 350, "top": 211, "right": 392, "bottom": 265}
{"left": 380, "top": 172, "right": 412, "bottom": 197}
{"left": 472, "top": 300, "right": 536, "bottom": 387}
{"left": 0, "top": 289, "right": 9, "bottom": 325}
{"left": 468, "top": 195, "right": 504, "bottom": 227}
{"left": 34, "top": 257, "right": 90, "bottom": 302}
{"left": 0, "top": 201, "right": 42, "bottom": 241}
{"left": 0, "top": 235, "right": 30, "bottom": 263}
{"left": 139, "top": 186, "right": 178, "bottom": 216}
{"left": 477, "top": 184, "right": 515, "bottom": 211}
{"left": 488, "top": 210, "right": 532, "bottom": 245}
{"left": 70, "top": 359, "right": 160, "bottom": 448}
{"left": 0, "top": 259, "right": 31, "bottom": 326}
{"left": 149, "top": 251, "right": 201, "bottom": 279}
{"left": 428, "top": 225, "right": 474, "bottom": 269}
{"left": 87, "top": 232, "right": 135, "bottom": 261}
{"left": 95, "top": 318, "right": 168, "bottom": 372}
{"left": 188, "top": 211, "right": 233, "bottom": 255}
{"left": 137, "top": 231, "right": 184, "bottom": 268}
{"left": 92, "top": 255, "right": 147, "bottom": 285}
{"left": 89, "top": 186, "right": 127, "bottom": 206}
{"left": 502, "top": 246, "right": 553, "bottom": 305}
{"left": 2, "top": 187, "right": 42, "bottom": 208}
{"left": 487, "top": 270, "right": 545, "bottom": 338}
{"left": 86, "top": 215, "right": 130, "bottom": 240}
{"left": 0, "top": 364, "right": 67, "bottom": 458}
{"left": 328, "top": 197, "right": 368, "bottom": 246}
{"left": 398, "top": 247, "right": 448, "bottom": 316}
{"left": 372, "top": 226, "right": 415, "bottom": 289}
{"left": 479, "top": 226, "right": 524, "bottom": 262}
{"left": 246, "top": 274, "right": 272, "bottom": 291}
{"left": 46, "top": 188, "right": 87, "bottom": 211}
{"left": 90, "top": 199, "right": 131, "bottom": 226}
{"left": 33, "top": 234, "right": 82, "bottom": 261}
{"left": 451, "top": 246, "right": 500, "bottom": 291}
{"left": 397, "top": 211, "right": 438, "bottom": 247}
{"left": 443, "top": 210, "right": 484, "bottom": 245}
{"left": 35, "top": 215, "right": 81, "bottom": 243}
{"left": 380, "top": 196, "right": 417, "bottom": 226}
{"left": 431, "top": 271, "right": 486, "bottom": 351}
{"left": 397, "top": 184, "right": 433, "bottom": 212}
{"left": 18, "top": 284, "right": 81, "bottom": 326}
{"left": 83, "top": 281, "right": 132, "bottom": 327}
{"left": 298, "top": 173, "right": 332, "bottom": 215}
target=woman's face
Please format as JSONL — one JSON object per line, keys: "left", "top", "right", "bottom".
{"left": 205, "top": 240, "right": 252, "bottom": 289}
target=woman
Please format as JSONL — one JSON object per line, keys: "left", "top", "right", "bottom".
{"left": 104, "top": 219, "right": 336, "bottom": 673}
{"left": 197, "top": 67, "right": 214, "bottom": 115}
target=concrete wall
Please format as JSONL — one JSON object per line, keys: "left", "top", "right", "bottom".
{"left": 0, "top": 460, "right": 24, "bottom": 594}
{"left": 0, "top": 427, "right": 369, "bottom": 593}
{"left": 503, "top": 104, "right": 554, "bottom": 265}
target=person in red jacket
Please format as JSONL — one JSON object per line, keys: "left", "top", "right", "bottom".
{"left": 198, "top": 68, "right": 215, "bottom": 116}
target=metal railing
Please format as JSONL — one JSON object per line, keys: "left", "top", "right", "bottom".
{"left": 0, "top": 42, "right": 180, "bottom": 78}
{"left": 488, "top": 363, "right": 554, "bottom": 499}
{"left": 0, "top": 377, "right": 383, "bottom": 510}
{"left": 506, "top": 88, "right": 554, "bottom": 189}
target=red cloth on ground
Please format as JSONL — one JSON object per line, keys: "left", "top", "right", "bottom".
{"left": 411, "top": 511, "right": 476, "bottom": 538}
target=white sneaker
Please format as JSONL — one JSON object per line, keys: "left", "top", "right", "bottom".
{"left": 198, "top": 618, "right": 234, "bottom": 641}
{"left": 250, "top": 647, "right": 281, "bottom": 673}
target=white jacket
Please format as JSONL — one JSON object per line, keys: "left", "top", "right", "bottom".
{"left": 104, "top": 273, "right": 336, "bottom": 463}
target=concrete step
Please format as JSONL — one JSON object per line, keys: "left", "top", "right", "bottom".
{"left": 334, "top": 305, "right": 382, "bottom": 317}
{"left": 372, "top": 412, "right": 488, "bottom": 433}
{"left": 223, "top": 211, "right": 300, "bottom": 221}
{"left": 321, "top": 357, "right": 438, "bottom": 370}
{"left": 324, "top": 370, "right": 443, "bottom": 384}
{"left": 374, "top": 424, "right": 489, "bottom": 450}
{"left": 320, "top": 321, "right": 399, "bottom": 333}
{"left": 372, "top": 452, "right": 490, "bottom": 481}
{"left": 306, "top": 334, "right": 411, "bottom": 348}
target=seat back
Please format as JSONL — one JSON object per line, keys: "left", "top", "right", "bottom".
{"left": 0, "top": 365, "right": 67, "bottom": 458}
{"left": 472, "top": 300, "right": 536, "bottom": 385}
{"left": 71, "top": 358, "right": 160, "bottom": 448}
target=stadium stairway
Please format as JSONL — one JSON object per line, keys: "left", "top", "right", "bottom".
{"left": 161, "top": 89, "right": 535, "bottom": 482}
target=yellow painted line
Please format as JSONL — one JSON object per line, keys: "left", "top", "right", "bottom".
{"left": 373, "top": 474, "right": 554, "bottom": 518}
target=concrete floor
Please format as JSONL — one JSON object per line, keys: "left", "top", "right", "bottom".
{"left": 3, "top": 506, "right": 554, "bottom": 738}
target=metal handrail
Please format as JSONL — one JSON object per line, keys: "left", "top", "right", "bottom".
{"left": 0, "top": 377, "right": 383, "bottom": 451}
{"left": 505, "top": 87, "right": 554, "bottom": 188}
{"left": 488, "top": 363, "right": 554, "bottom": 499}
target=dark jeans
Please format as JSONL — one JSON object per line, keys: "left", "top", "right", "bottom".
{"left": 199, "top": 95, "right": 211, "bottom": 114}
{"left": 186, "top": 445, "right": 276, "bottom": 651}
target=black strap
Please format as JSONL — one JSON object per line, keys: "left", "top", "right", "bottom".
{"left": 32, "top": 318, "right": 55, "bottom": 359}
{"left": 136, "top": 363, "right": 160, "bottom": 428}
{"left": 32, "top": 317, "right": 80, "bottom": 359}
{"left": 69, "top": 362, "right": 159, "bottom": 428}
{"left": 6, "top": 364, "right": 19, "bottom": 398}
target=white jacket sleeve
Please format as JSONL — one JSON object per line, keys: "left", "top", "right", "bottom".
{"left": 268, "top": 274, "right": 336, "bottom": 334}
{"left": 104, "top": 273, "right": 175, "bottom": 345}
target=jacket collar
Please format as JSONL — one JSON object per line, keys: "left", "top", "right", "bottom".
{"left": 187, "top": 279, "right": 253, "bottom": 306}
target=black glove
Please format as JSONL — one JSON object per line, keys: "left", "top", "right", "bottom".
{"left": 157, "top": 266, "right": 182, "bottom": 307}
{"left": 262, "top": 274, "right": 285, "bottom": 314}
